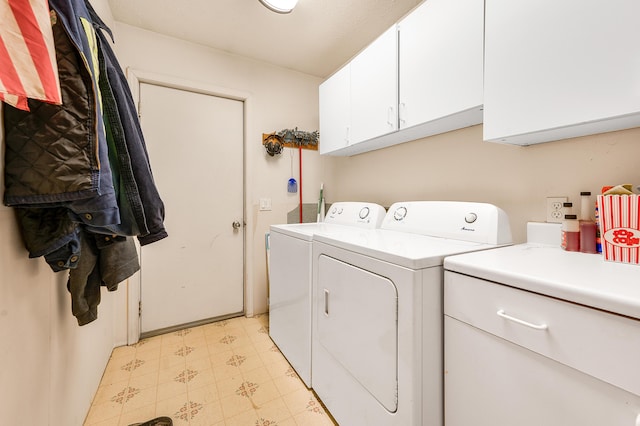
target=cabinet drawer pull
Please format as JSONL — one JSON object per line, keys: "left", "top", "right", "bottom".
{"left": 497, "top": 309, "right": 548, "bottom": 330}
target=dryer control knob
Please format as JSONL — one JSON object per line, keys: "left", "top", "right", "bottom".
{"left": 393, "top": 206, "right": 408, "bottom": 221}
{"left": 359, "top": 207, "right": 370, "bottom": 219}
{"left": 465, "top": 212, "right": 478, "bottom": 223}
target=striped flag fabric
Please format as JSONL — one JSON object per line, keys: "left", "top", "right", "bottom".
{"left": 0, "top": 0, "right": 61, "bottom": 111}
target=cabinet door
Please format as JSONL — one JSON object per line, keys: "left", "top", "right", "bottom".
{"left": 398, "top": 0, "right": 483, "bottom": 131}
{"left": 349, "top": 25, "right": 398, "bottom": 145}
{"left": 484, "top": 0, "right": 640, "bottom": 145}
{"left": 319, "top": 64, "right": 350, "bottom": 155}
{"left": 445, "top": 317, "right": 640, "bottom": 426}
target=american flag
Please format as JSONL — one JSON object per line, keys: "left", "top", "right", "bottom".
{"left": 0, "top": 0, "right": 61, "bottom": 111}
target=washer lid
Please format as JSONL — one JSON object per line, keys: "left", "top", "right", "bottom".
{"left": 270, "top": 222, "right": 341, "bottom": 241}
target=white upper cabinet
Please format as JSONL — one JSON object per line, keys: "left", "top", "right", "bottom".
{"left": 319, "top": 64, "right": 350, "bottom": 155}
{"left": 349, "top": 26, "right": 398, "bottom": 145}
{"left": 319, "top": 26, "right": 397, "bottom": 156}
{"left": 319, "top": 0, "right": 485, "bottom": 156}
{"left": 483, "top": 0, "right": 640, "bottom": 145}
{"left": 398, "top": 0, "right": 483, "bottom": 133}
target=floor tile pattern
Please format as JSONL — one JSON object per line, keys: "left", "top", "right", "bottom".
{"left": 84, "top": 315, "right": 337, "bottom": 426}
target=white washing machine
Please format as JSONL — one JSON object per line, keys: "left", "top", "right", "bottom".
{"left": 311, "top": 201, "right": 512, "bottom": 426}
{"left": 269, "top": 201, "right": 386, "bottom": 387}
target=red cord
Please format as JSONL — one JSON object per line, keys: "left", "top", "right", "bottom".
{"left": 299, "top": 145, "right": 303, "bottom": 223}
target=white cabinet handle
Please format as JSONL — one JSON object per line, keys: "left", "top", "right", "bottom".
{"left": 387, "top": 106, "right": 395, "bottom": 127}
{"left": 497, "top": 309, "right": 548, "bottom": 330}
{"left": 324, "top": 289, "right": 330, "bottom": 316}
{"left": 399, "top": 103, "right": 406, "bottom": 126}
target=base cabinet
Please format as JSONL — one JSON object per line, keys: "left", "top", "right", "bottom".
{"left": 444, "top": 271, "right": 640, "bottom": 425}
{"left": 445, "top": 317, "right": 640, "bottom": 426}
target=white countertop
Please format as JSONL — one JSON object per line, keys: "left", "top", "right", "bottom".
{"left": 444, "top": 244, "right": 640, "bottom": 320}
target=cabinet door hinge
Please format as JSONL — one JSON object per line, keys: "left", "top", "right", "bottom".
{"left": 138, "top": 301, "right": 142, "bottom": 317}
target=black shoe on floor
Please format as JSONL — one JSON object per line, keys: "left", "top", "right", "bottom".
{"left": 129, "top": 416, "right": 173, "bottom": 426}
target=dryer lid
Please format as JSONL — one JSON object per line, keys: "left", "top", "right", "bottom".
{"left": 314, "top": 228, "right": 492, "bottom": 269}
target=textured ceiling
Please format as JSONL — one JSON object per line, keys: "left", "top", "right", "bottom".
{"left": 107, "top": 0, "right": 422, "bottom": 78}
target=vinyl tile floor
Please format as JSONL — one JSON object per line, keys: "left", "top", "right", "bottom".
{"left": 84, "top": 314, "right": 337, "bottom": 426}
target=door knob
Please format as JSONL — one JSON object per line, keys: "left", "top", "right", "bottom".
{"left": 232, "top": 221, "right": 242, "bottom": 230}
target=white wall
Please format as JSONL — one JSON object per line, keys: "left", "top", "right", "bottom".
{"left": 324, "top": 124, "right": 640, "bottom": 243}
{"left": 5, "top": 1, "right": 635, "bottom": 422}
{"left": 0, "top": 106, "right": 117, "bottom": 425}
{"left": 0, "top": 17, "right": 324, "bottom": 426}
{"left": 0, "top": 2, "right": 125, "bottom": 424}
{"left": 110, "top": 23, "right": 325, "bottom": 315}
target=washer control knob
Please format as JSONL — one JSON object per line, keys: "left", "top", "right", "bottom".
{"left": 359, "top": 207, "right": 370, "bottom": 219}
{"left": 393, "top": 206, "right": 408, "bottom": 221}
{"left": 465, "top": 212, "right": 478, "bottom": 223}
{"left": 331, "top": 207, "right": 337, "bottom": 214}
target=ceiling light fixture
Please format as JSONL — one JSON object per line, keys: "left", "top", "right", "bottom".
{"left": 259, "top": 0, "right": 299, "bottom": 14}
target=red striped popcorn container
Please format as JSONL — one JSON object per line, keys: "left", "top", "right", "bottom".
{"left": 597, "top": 195, "right": 640, "bottom": 264}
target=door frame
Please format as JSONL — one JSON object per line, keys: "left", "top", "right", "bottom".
{"left": 125, "top": 69, "right": 254, "bottom": 344}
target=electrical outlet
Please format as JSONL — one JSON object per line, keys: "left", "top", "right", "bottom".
{"left": 546, "top": 197, "right": 568, "bottom": 223}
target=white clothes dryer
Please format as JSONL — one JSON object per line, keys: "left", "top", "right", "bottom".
{"left": 269, "top": 202, "right": 386, "bottom": 387}
{"left": 311, "top": 201, "right": 512, "bottom": 426}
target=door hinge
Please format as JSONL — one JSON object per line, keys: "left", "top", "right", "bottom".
{"left": 138, "top": 301, "right": 142, "bottom": 317}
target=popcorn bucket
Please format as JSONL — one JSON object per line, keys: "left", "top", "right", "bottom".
{"left": 597, "top": 195, "right": 640, "bottom": 264}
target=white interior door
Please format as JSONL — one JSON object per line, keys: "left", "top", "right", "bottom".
{"left": 138, "top": 82, "right": 244, "bottom": 335}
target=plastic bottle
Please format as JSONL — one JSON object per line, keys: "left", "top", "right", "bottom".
{"left": 594, "top": 198, "right": 602, "bottom": 253}
{"left": 579, "top": 191, "right": 597, "bottom": 253}
{"left": 561, "top": 214, "right": 580, "bottom": 251}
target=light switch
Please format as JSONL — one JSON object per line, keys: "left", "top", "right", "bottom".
{"left": 259, "top": 198, "right": 272, "bottom": 211}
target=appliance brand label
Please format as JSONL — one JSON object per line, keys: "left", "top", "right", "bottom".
{"left": 461, "top": 227, "right": 475, "bottom": 232}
